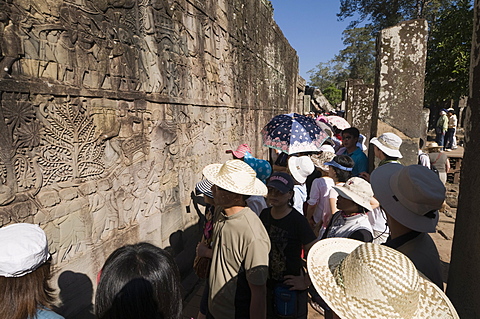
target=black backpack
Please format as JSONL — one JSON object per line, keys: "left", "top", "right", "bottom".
{"left": 418, "top": 153, "right": 439, "bottom": 176}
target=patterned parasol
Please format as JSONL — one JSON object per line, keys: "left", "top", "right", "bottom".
{"left": 261, "top": 113, "right": 329, "bottom": 155}
{"left": 325, "top": 115, "right": 351, "bottom": 130}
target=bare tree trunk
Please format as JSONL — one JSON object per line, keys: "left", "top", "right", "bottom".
{"left": 446, "top": 0, "right": 480, "bottom": 317}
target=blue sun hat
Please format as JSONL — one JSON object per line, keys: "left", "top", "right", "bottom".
{"left": 244, "top": 151, "right": 272, "bottom": 184}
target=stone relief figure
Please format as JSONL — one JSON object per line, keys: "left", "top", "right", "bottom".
{"left": 0, "top": 15, "right": 23, "bottom": 77}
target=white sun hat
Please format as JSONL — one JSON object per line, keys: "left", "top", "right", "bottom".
{"left": 202, "top": 159, "right": 267, "bottom": 196}
{"left": 307, "top": 238, "right": 459, "bottom": 319}
{"left": 370, "top": 164, "right": 444, "bottom": 233}
{"left": 333, "top": 177, "right": 373, "bottom": 211}
{"left": 0, "top": 223, "right": 50, "bottom": 278}
{"left": 288, "top": 156, "right": 314, "bottom": 184}
{"left": 370, "top": 132, "right": 403, "bottom": 158}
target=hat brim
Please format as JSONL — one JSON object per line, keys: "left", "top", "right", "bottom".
{"left": 370, "top": 138, "right": 403, "bottom": 158}
{"left": 307, "top": 238, "right": 459, "bottom": 319}
{"left": 333, "top": 185, "right": 372, "bottom": 211}
{"left": 370, "top": 164, "right": 438, "bottom": 233}
{"left": 202, "top": 164, "right": 267, "bottom": 196}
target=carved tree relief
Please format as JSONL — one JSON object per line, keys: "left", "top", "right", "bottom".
{"left": 38, "top": 98, "right": 105, "bottom": 185}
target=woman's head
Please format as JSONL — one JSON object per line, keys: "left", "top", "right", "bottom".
{"left": 0, "top": 223, "right": 54, "bottom": 319}
{"left": 326, "top": 155, "right": 354, "bottom": 182}
{"left": 95, "top": 243, "right": 182, "bottom": 319}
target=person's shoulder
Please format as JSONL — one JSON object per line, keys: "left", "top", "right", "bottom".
{"left": 35, "top": 308, "right": 65, "bottom": 319}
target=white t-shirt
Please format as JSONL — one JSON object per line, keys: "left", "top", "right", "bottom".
{"left": 307, "top": 177, "right": 335, "bottom": 223}
{"left": 293, "top": 184, "right": 307, "bottom": 215}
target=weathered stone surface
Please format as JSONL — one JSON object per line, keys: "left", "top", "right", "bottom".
{"left": 345, "top": 80, "right": 374, "bottom": 143}
{"left": 0, "top": 0, "right": 301, "bottom": 316}
{"left": 371, "top": 19, "right": 428, "bottom": 166}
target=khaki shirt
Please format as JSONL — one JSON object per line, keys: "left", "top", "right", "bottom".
{"left": 208, "top": 207, "right": 270, "bottom": 318}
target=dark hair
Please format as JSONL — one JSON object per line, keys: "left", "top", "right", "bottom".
{"left": 341, "top": 127, "right": 360, "bottom": 139}
{"left": 95, "top": 243, "right": 182, "bottom": 319}
{"left": 419, "top": 138, "right": 425, "bottom": 149}
{"left": 332, "top": 155, "right": 354, "bottom": 182}
{"left": 0, "top": 261, "right": 55, "bottom": 319}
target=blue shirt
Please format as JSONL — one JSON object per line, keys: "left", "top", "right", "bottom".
{"left": 342, "top": 147, "right": 368, "bottom": 176}
{"left": 31, "top": 308, "right": 65, "bottom": 319}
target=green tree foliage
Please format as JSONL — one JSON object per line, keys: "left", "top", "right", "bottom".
{"left": 307, "top": 27, "right": 375, "bottom": 105}
{"left": 308, "top": 60, "right": 349, "bottom": 91}
{"left": 334, "top": 26, "right": 376, "bottom": 84}
{"left": 323, "top": 84, "right": 344, "bottom": 106}
{"left": 337, "top": 0, "right": 452, "bottom": 31}
{"left": 425, "top": 0, "right": 473, "bottom": 103}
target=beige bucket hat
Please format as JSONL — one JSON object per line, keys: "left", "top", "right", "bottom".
{"left": 370, "top": 164, "right": 444, "bottom": 233}
{"left": 307, "top": 238, "right": 459, "bottom": 319}
{"left": 202, "top": 159, "right": 267, "bottom": 196}
{"left": 333, "top": 177, "right": 373, "bottom": 211}
{"left": 370, "top": 132, "right": 403, "bottom": 158}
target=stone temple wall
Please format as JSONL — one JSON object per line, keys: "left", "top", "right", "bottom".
{"left": 0, "top": 0, "right": 299, "bottom": 316}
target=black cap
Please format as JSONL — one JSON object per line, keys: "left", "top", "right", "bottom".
{"left": 267, "top": 172, "right": 294, "bottom": 193}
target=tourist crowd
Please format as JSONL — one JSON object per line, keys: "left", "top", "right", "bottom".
{"left": 0, "top": 112, "right": 459, "bottom": 319}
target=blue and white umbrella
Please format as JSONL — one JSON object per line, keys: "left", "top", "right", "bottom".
{"left": 261, "top": 113, "right": 329, "bottom": 155}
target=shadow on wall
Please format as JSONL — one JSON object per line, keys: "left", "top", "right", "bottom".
{"left": 55, "top": 271, "right": 95, "bottom": 319}
{"left": 165, "top": 191, "right": 206, "bottom": 298}
{"left": 54, "top": 193, "right": 206, "bottom": 317}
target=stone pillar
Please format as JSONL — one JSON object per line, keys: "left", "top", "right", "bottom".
{"left": 345, "top": 79, "right": 375, "bottom": 143}
{"left": 371, "top": 19, "right": 428, "bottom": 167}
{"left": 447, "top": 1, "right": 480, "bottom": 316}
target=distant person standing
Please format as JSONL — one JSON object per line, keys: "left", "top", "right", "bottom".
{"left": 427, "top": 142, "right": 450, "bottom": 185}
{"left": 435, "top": 109, "right": 449, "bottom": 149}
{"left": 338, "top": 127, "right": 368, "bottom": 177}
{"left": 418, "top": 138, "right": 431, "bottom": 169}
{"left": 445, "top": 108, "right": 458, "bottom": 151}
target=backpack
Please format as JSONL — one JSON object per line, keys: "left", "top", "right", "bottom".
{"left": 418, "top": 153, "right": 439, "bottom": 176}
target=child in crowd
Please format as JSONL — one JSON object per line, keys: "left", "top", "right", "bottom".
{"left": 260, "top": 172, "right": 316, "bottom": 319}
{"left": 321, "top": 177, "right": 374, "bottom": 242}
{"left": 0, "top": 223, "right": 65, "bottom": 319}
{"left": 307, "top": 151, "right": 336, "bottom": 236}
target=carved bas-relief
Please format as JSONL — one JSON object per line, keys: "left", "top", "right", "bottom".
{"left": 0, "top": 0, "right": 300, "bottom": 316}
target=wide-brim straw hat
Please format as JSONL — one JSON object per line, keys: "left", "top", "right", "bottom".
{"left": 333, "top": 177, "right": 373, "bottom": 211}
{"left": 370, "top": 164, "right": 444, "bottom": 233}
{"left": 427, "top": 142, "right": 443, "bottom": 150}
{"left": 370, "top": 132, "right": 403, "bottom": 158}
{"left": 202, "top": 159, "right": 267, "bottom": 196}
{"left": 310, "top": 151, "right": 336, "bottom": 171}
{"left": 0, "top": 223, "right": 50, "bottom": 277}
{"left": 307, "top": 238, "right": 459, "bottom": 319}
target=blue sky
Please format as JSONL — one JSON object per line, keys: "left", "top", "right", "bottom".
{"left": 269, "top": 0, "right": 352, "bottom": 82}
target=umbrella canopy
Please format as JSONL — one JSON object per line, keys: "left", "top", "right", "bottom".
{"left": 261, "top": 113, "right": 329, "bottom": 154}
{"left": 326, "top": 115, "right": 350, "bottom": 130}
